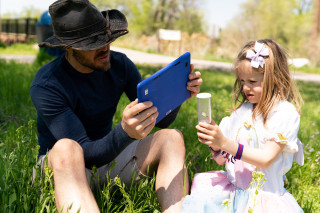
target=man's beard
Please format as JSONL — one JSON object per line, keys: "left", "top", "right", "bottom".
{"left": 73, "top": 49, "right": 111, "bottom": 72}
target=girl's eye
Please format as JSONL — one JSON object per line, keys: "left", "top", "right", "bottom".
{"left": 249, "top": 80, "right": 256, "bottom": 84}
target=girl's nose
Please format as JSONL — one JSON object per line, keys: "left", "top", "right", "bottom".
{"left": 243, "top": 83, "right": 250, "bottom": 92}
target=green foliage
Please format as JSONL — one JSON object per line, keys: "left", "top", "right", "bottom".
{"left": 219, "top": 0, "right": 313, "bottom": 60}
{"left": 221, "top": 198, "right": 231, "bottom": 213}
{"left": 1, "top": 6, "right": 42, "bottom": 19}
{"left": 248, "top": 171, "right": 267, "bottom": 212}
{"left": 34, "top": 48, "right": 56, "bottom": 67}
{"left": 175, "top": 6, "right": 204, "bottom": 34}
{"left": 92, "top": 0, "right": 204, "bottom": 35}
{"left": 0, "top": 59, "right": 38, "bottom": 131}
{"left": 0, "top": 120, "right": 39, "bottom": 212}
{"left": 0, "top": 60, "right": 319, "bottom": 212}
{"left": 126, "top": 0, "right": 154, "bottom": 35}
{"left": 0, "top": 42, "right": 6, "bottom": 48}
{"left": 255, "top": 0, "right": 312, "bottom": 55}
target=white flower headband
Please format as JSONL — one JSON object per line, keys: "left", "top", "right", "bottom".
{"left": 246, "top": 41, "right": 269, "bottom": 68}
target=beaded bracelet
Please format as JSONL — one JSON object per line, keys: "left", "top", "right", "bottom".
{"left": 235, "top": 143, "right": 244, "bottom": 160}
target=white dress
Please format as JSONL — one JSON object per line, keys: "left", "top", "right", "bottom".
{"left": 182, "top": 101, "right": 304, "bottom": 213}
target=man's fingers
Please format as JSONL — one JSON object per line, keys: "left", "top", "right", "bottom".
{"left": 189, "top": 64, "right": 194, "bottom": 74}
{"left": 188, "top": 71, "right": 201, "bottom": 81}
{"left": 125, "top": 100, "right": 153, "bottom": 117}
{"left": 133, "top": 111, "right": 158, "bottom": 139}
{"left": 133, "top": 107, "right": 158, "bottom": 127}
{"left": 127, "top": 99, "right": 138, "bottom": 108}
{"left": 187, "top": 70, "right": 202, "bottom": 100}
{"left": 136, "top": 106, "right": 158, "bottom": 120}
{"left": 188, "top": 86, "right": 200, "bottom": 94}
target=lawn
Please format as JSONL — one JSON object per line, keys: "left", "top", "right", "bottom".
{"left": 0, "top": 42, "right": 39, "bottom": 55}
{"left": 0, "top": 56, "right": 319, "bottom": 212}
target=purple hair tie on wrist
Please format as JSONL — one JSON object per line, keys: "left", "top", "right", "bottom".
{"left": 235, "top": 143, "right": 244, "bottom": 160}
{"left": 209, "top": 147, "right": 221, "bottom": 159}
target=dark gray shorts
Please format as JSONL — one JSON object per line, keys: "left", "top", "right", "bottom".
{"left": 33, "top": 140, "right": 147, "bottom": 187}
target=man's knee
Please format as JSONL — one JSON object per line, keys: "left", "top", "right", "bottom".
{"left": 157, "top": 129, "right": 185, "bottom": 153}
{"left": 48, "top": 138, "right": 84, "bottom": 170}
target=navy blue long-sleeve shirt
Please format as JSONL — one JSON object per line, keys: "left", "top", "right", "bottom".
{"left": 30, "top": 51, "right": 179, "bottom": 168}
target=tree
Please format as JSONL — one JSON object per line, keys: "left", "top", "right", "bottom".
{"left": 91, "top": 0, "right": 205, "bottom": 35}
{"left": 175, "top": 0, "right": 204, "bottom": 34}
{"left": 312, "top": 0, "right": 320, "bottom": 40}
{"left": 310, "top": 0, "right": 320, "bottom": 65}
{"left": 218, "top": 0, "right": 313, "bottom": 59}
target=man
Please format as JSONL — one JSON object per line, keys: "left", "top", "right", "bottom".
{"left": 30, "top": 0, "right": 202, "bottom": 212}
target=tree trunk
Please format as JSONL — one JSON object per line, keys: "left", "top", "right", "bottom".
{"left": 312, "top": 0, "right": 320, "bottom": 40}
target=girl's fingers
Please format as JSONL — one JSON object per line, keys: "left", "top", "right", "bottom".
{"left": 210, "top": 119, "right": 217, "bottom": 126}
{"left": 197, "top": 136, "right": 214, "bottom": 146}
{"left": 197, "top": 131, "right": 213, "bottom": 141}
{"left": 196, "top": 123, "right": 216, "bottom": 134}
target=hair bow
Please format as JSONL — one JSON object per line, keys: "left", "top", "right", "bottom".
{"left": 246, "top": 41, "right": 269, "bottom": 68}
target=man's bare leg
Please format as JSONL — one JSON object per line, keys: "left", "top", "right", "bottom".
{"left": 135, "top": 129, "right": 189, "bottom": 213}
{"left": 47, "top": 139, "right": 100, "bottom": 213}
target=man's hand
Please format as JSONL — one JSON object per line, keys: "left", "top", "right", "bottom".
{"left": 121, "top": 99, "right": 159, "bottom": 139}
{"left": 187, "top": 64, "right": 202, "bottom": 100}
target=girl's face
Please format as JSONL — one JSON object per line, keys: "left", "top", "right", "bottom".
{"left": 237, "top": 61, "right": 264, "bottom": 104}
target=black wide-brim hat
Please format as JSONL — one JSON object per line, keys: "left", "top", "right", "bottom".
{"left": 39, "top": 0, "right": 128, "bottom": 51}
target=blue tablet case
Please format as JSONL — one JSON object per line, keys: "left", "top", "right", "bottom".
{"left": 137, "top": 52, "right": 191, "bottom": 124}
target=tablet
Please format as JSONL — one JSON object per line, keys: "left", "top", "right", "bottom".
{"left": 137, "top": 52, "right": 191, "bottom": 124}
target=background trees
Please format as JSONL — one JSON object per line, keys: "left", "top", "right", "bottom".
{"left": 219, "top": 0, "right": 314, "bottom": 61}
{"left": 90, "top": 0, "right": 205, "bottom": 35}
{"left": 1, "top": 0, "right": 320, "bottom": 65}
{"left": 90, "top": 0, "right": 319, "bottom": 65}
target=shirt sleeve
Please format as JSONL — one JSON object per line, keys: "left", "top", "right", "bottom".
{"left": 30, "top": 84, "right": 134, "bottom": 168}
{"left": 263, "top": 103, "right": 301, "bottom": 153}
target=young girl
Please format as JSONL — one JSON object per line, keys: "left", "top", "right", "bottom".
{"left": 182, "top": 39, "right": 304, "bottom": 213}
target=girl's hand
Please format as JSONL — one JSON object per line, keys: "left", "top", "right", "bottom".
{"left": 196, "top": 119, "right": 226, "bottom": 150}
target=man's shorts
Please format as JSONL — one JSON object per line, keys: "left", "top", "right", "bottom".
{"left": 33, "top": 140, "right": 147, "bottom": 188}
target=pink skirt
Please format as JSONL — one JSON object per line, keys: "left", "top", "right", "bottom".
{"left": 182, "top": 171, "right": 303, "bottom": 213}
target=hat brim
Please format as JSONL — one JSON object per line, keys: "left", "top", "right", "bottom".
{"left": 39, "top": 31, "right": 127, "bottom": 51}
{"left": 39, "top": 10, "right": 128, "bottom": 51}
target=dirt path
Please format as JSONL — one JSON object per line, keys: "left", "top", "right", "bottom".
{"left": 1, "top": 46, "right": 320, "bottom": 84}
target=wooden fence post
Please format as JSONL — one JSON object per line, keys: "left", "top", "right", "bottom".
{"left": 25, "top": 18, "right": 30, "bottom": 42}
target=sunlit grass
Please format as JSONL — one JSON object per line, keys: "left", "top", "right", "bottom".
{"left": 0, "top": 42, "right": 39, "bottom": 55}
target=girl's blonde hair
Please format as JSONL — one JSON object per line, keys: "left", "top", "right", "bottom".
{"left": 233, "top": 39, "right": 303, "bottom": 125}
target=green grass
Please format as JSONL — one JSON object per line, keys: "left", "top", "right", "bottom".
{"left": 0, "top": 58, "right": 320, "bottom": 212}
{"left": 294, "top": 65, "right": 320, "bottom": 75}
{"left": 0, "top": 42, "right": 39, "bottom": 55}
